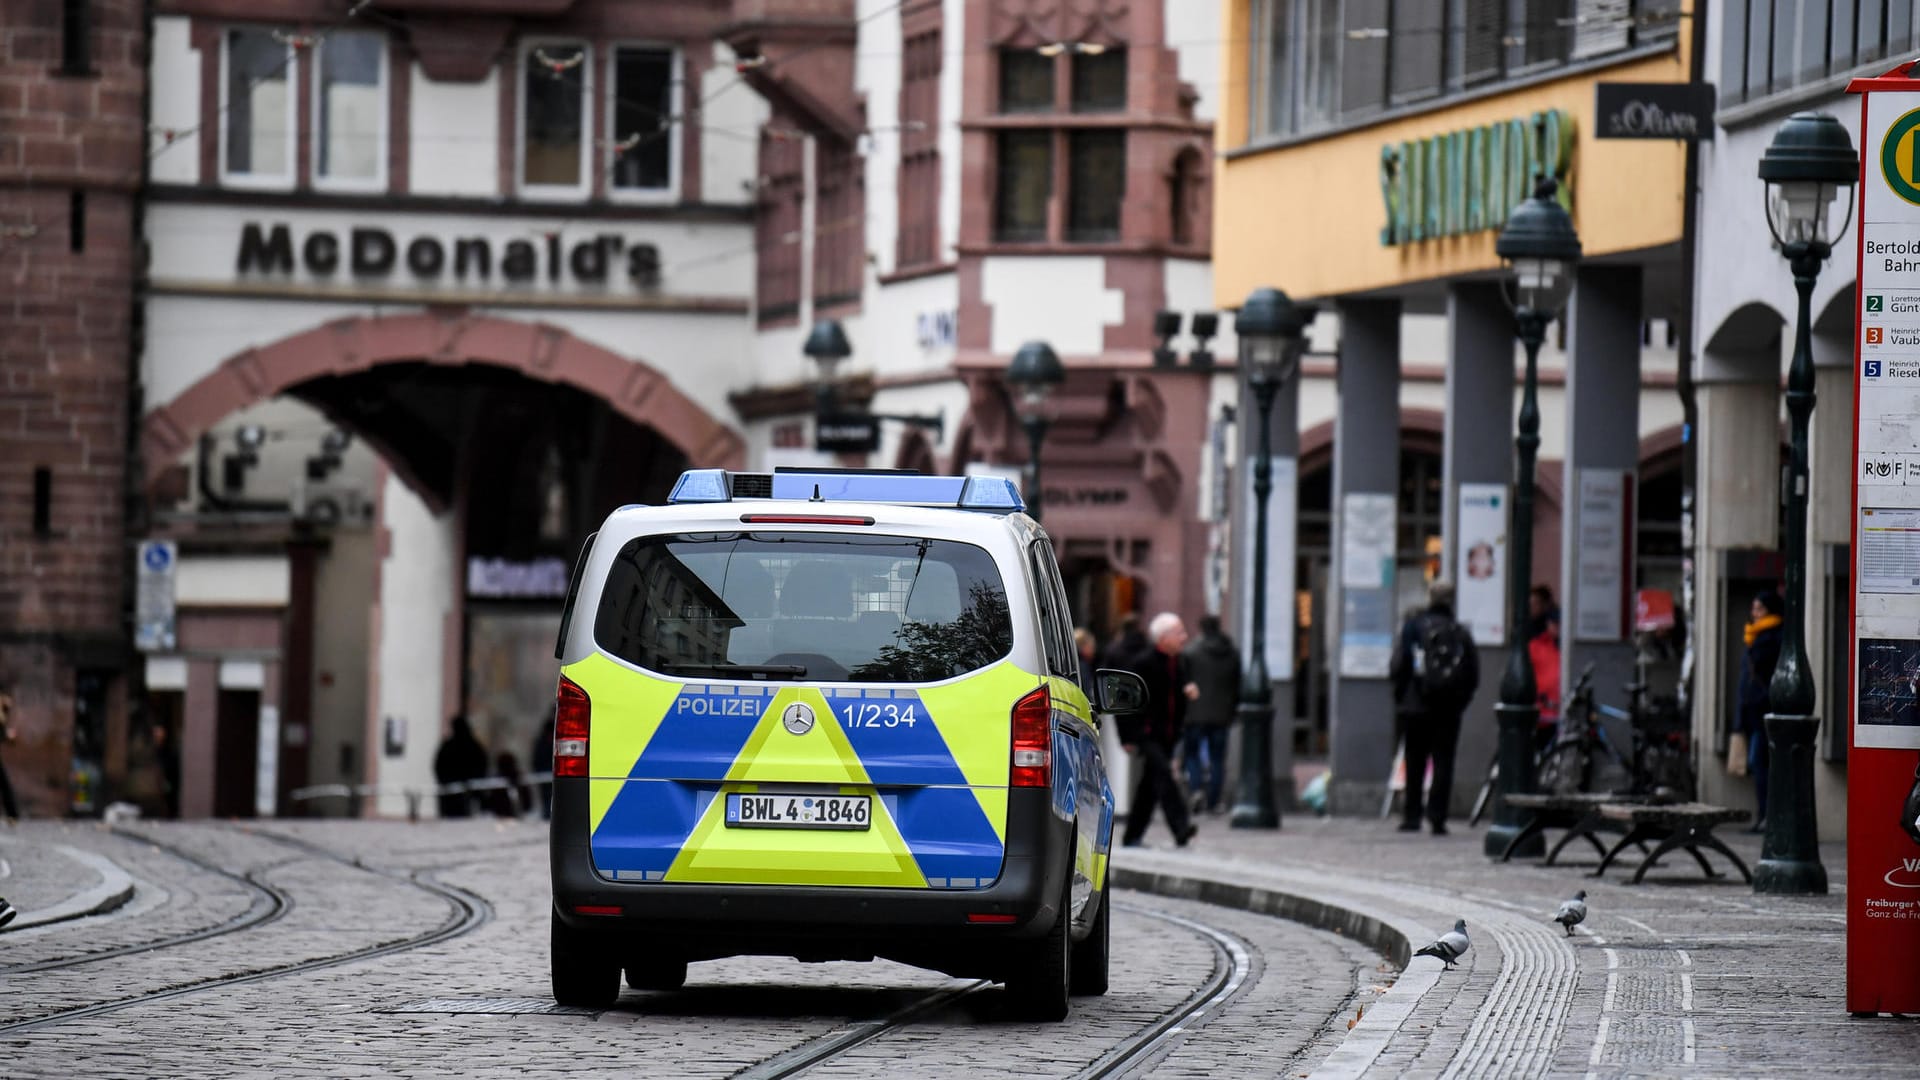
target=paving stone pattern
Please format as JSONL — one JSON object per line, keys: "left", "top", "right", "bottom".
{"left": 1116, "top": 812, "right": 1915, "bottom": 1078}
{"left": 1, "top": 819, "right": 1370, "bottom": 1078}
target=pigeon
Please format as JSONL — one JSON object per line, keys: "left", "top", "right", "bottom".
{"left": 1414, "top": 919, "right": 1470, "bottom": 969}
{"left": 1553, "top": 890, "right": 1588, "bottom": 936}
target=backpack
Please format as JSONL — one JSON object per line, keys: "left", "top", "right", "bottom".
{"left": 1414, "top": 615, "right": 1474, "bottom": 708}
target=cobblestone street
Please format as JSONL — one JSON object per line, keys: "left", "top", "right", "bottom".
{"left": 0, "top": 820, "right": 1375, "bottom": 1078}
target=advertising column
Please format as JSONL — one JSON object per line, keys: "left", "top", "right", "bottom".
{"left": 1848, "top": 67, "right": 1920, "bottom": 1015}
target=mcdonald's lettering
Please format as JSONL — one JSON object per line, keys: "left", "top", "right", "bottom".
{"left": 1379, "top": 110, "right": 1576, "bottom": 246}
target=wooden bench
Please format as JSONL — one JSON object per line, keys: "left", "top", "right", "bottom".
{"left": 1592, "top": 802, "right": 1753, "bottom": 884}
{"left": 1496, "top": 792, "right": 1657, "bottom": 864}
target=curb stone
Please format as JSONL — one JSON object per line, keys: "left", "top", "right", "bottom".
{"left": 1112, "top": 864, "right": 1441, "bottom": 1080}
{"left": 0, "top": 841, "right": 138, "bottom": 932}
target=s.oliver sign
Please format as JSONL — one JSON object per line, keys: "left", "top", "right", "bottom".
{"left": 1595, "top": 82, "right": 1717, "bottom": 141}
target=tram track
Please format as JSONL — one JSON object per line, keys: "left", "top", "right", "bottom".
{"left": 730, "top": 896, "right": 1256, "bottom": 1080}
{"left": 0, "top": 831, "right": 293, "bottom": 977}
{"left": 0, "top": 826, "right": 493, "bottom": 1036}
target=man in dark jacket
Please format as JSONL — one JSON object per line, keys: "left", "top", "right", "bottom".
{"left": 1388, "top": 581, "right": 1478, "bottom": 836}
{"left": 433, "top": 715, "right": 489, "bottom": 819}
{"left": 1180, "top": 616, "right": 1241, "bottom": 814}
{"left": 1120, "top": 613, "right": 1199, "bottom": 847}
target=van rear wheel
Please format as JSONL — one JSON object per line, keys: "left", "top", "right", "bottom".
{"left": 551, "top": 911, "right": 620, "bottom": 1008}
{"left": 1005, "top": 875, "right": 1073, "bottom": 1021}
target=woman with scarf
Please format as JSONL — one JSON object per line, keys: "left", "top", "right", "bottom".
{"left": 1735, "top": 591, "right": 1784, "bottom": 831}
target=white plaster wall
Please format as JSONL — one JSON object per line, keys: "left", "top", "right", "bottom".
{"left": 1694, "top": 103, "right": 1858, "bottom": 369}
{"left": 143, "top": 296, "right": 420, "bottom": 410}
{"left": 1164, "top": 0, "right": 1220, "bottom": 122}
{"left": 146, "top": 203, "right": 753, "bottom": 300}
{"left": 982, "top": 256, "right": 1123, "bottom": 355}
{"left": 149, "top": 16, "right": 201, "bottom": 186}
{"left": 857, "top": 0, "right": 903, "bottom": 277}
{"left": 176, "top": 556, "right": 290, "bottom": 607}
{"left": 855, "top": 272, "right": 959, "bottom": 380}
{"left": 373, "top": 470, "right": 454, "bottom": 818}
{"left": 939, "top": 0, "right": 965, "bottom": 263}
{"left": 409, "top": 66, "right": 499, "bottom": 198}
{"left": 702, "top": 42, "right": 771, "bottom": 205}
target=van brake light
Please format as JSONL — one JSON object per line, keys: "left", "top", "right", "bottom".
{"left": 555, "top": 676, "right": 590, "bottom": 777}
{"left": 1011, "top": 685, "right": 1051, "bottom": 788}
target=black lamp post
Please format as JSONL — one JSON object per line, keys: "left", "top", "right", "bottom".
{"left": 1229, "top": 286, "right": 1311, "bottom": 830}
{"left": 1005, "top": 340, "right": 1065, "bottom": 521}
{"left": 1483, "top": 177, "right": 1582, "bottom": 860}
{"left": 1754, "top": 113, "right": 1856, "bottom": 895}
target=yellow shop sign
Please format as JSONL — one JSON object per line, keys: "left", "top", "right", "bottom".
{"left": 1380, "top": 109, "right": 1575, "bottom": 246}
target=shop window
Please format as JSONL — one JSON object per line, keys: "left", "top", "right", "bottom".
{"left": 1071, "top": 48, "right": 1126, "bottom": 112}
{"left": 999, "top": 48, "right": 1054, "bottom": 113}
{"left": 611, "top": 46, "right": 676, "bottom": 196}
{"left": 520, "top": 41, "right": 590, "bottom": 196}
{"left": 1067, "top": 130, "right": 1123, "bottom": 242}
{"left": 896, "top": 26, "right": 942, "bottom": 269}
{"left": 995, "top": 130, "right": 1051, "bottom": 242}
{"left": 315, "top": 31, "right": 385, "bottom": 189}
{"left": 222, "top": 27, "right": 294, "bottom": 186}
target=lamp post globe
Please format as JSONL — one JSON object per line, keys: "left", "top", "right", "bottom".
{"left": 1484, "top": 177, "right": 1581, "bottom": 860}
{"left": 1754, "top": 113, "right": 1855, "bottom": 896}
{"left": 1230, "top": 286, "right": 1309, "bottom": 830}
{"left": 804, "top": 317, "right": 853, "bottom": 412}
{"left": 1005, "top": 340, "right": 1064, "bottom": 521}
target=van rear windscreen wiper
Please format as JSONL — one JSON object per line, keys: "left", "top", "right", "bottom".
{"left": 658, "top": 662, "right": 808, "bottom": 680}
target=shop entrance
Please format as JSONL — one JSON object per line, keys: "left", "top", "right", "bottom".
{"left": 213, "top": 688, "right": 260, "bottom": 818}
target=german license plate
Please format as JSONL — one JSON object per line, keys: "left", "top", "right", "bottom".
{"left": 725, "top": 793, "right": 871, "bottom": 830}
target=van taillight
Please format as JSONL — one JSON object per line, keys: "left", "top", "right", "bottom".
{"left": 1011, "top": 685, "right": 1051, "bottom": 788}
{"left": 555, "top": 676, "right": 590, "bottom": 778}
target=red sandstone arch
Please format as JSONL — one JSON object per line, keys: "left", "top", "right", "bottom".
{"left": 140, "top": 312, "right": 747, "bottom": 489}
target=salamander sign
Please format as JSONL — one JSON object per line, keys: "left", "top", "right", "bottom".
{"left": 1378, "top": 109, "right": 1575, "bottom": 246}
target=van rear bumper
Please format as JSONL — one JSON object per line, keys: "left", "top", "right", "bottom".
{"left": 549, "top": 781, "right": 1076, "bottom": 971}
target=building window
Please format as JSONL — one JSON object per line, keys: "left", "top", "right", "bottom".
{"left": 1071, "top": 48, "right": 1127, "bottom": 112}
{"left": 756, "top": 125, "right": 805, "bottom": 323}
{"left": 1067, "top": 130, "right": 1124, "bottom": 242}
{"left": 1170, "top": 149, "right": 1203, "bottom": 247}
{"left": 995, "top": 130, "right": 1051, "bottom": 242}
{"left": 999, "top": 48, "right": 1055, "bottom": 113}
{"left": 896, "top": 26, "right": 943, "bottom": 269}
{"left": 1248, "top": 0, "right": 1680, "bottom": 142}
{"left": 1720, "top": 0, "right": 1912, "bottom": 106}
{"left": 520, "top": 41, "right": 591, "bottom": 196}
{"left": 315, "top": 31, "right": 385, "bottom": 189}
{"left": 610, "top": 45, "right": 676, "bottom": 196}
{"left": 221, "top": 27, "right": 294, "bottom": 186}
{"left": 61, "top": 0, "right": 91, "bottom": 76}
{"left": 814, "top": 139, "right": 865, "bottom": 308}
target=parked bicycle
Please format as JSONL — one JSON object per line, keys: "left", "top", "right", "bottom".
{"left": 1469, "top": 655, "right": 1695, "bottom": 823}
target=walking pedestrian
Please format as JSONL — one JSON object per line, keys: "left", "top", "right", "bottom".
{"left": 432, "top": 715, "right": 489, "bottom": 819}
{"left": 1180, "top": 616, "right": 1240, "bottom": 814}
{"left": 1389, "top": 581, "right": 1479, "bottom": 835}
{"left": 1101, "top": 614, "right": 1146, "bottom": 671}
{"left": 1073, "top": 627, "right": 1098, "bottom": 691}
{"left": 1736, "top": 591, "right": 1784, "bottom": 832}
{"left": 1119, "top": 612, "right": 1199, "bottom": 848}
{"left": 0, "top": 685, "right": 19, "bottom": 822}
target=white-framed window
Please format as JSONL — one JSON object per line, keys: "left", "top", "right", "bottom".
{"left": 220, "top": 26, "right": 296, "bottom": 188}
{"left": 519, "top": 39, "right": 592, "bottom": 199}
{"left": 313, "top": 30, "right": 387, "bottom": 191}
{"left": 607, "top": 44, "right": 679, "bottom": 201}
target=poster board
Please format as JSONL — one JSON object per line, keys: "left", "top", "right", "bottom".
{"left": 1846, "top": 66, "right": 1920, "bottom": 1016}
{"left": 1338, "top": 492, "right": 1397, "bottom": 677}
{"left": 1455, "top": 483, "right": 1509, "bottom": 646}
{"left": 1573, "top": 468, "right": 1634, "bottom": 642}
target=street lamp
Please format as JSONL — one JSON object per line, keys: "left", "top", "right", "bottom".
{"left": 1005, "top": 341, "right": 1064, "bottom": 521}
{"left": 805, "top": 317, "right": 943, "bottom": 453}
{"left": 804, "top": 317, "right": 853, "bottom": 414}
{"left": 1484, "top": 177, "right": 1582, "bottom": 859}
{"left": 1754, "top": 112, "right": 1856, "bottom": 895}
{"left": 1230, "top": 286, "right": 1311, "bottom": 830}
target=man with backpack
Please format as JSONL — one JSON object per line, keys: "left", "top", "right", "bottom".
{"left": 1389, "top": 580, "right": 1479, "bottom": 836}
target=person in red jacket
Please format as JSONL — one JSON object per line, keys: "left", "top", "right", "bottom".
{"left": 1528, "top": 586, "right": 1561, "bottom": 751}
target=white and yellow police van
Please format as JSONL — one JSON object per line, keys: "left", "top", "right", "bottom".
{"left": 548, "top": 469, "right": 1147, "bottom": 1020}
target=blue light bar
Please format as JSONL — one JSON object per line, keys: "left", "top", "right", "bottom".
{"left": 668, "top": 469, "right": 730, "bottom": 503}
{"left": 666, "top": 470, "right": 1026, "bottom": 513}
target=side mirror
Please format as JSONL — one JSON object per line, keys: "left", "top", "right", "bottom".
{"left": 1092, "top": 668, "right": 1148, "bottom": 716}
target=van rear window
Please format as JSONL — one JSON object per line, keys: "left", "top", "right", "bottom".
{"left": 593, "top": 532, "right": 1013, "bottom": 683}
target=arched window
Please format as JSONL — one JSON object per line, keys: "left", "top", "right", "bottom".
{"left": 1169, "top": 149, "right": 1203, "bottom": 247}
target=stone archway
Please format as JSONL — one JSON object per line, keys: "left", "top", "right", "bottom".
{"left": 140, "top": 311, "right": 746, "bottom": 490}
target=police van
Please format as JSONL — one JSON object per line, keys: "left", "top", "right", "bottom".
{"left": 548, "top": 469, "right": 1147, "bottom": 1020}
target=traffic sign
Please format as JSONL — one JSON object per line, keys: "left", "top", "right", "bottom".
{"left": 135, "top": 539, "right": 177, "bottom": 652}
